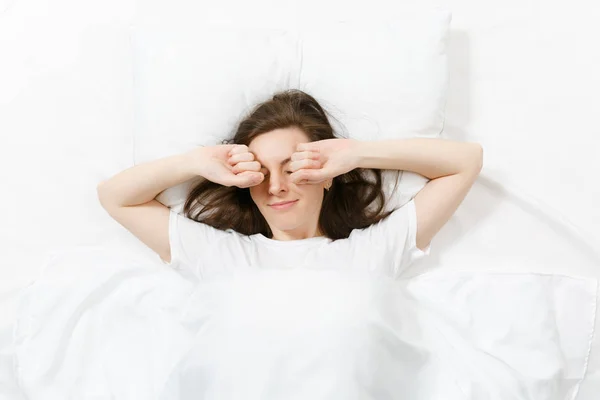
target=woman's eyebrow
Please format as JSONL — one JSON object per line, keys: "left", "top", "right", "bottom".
{"left": 258, "top": 157, "right": 292, "bottom": 168}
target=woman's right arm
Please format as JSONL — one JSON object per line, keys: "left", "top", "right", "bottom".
{"left": 97, "top": 147, "right": 206, "bottom": 208}
{"left": 96, "top": 147, "right": 208, "bottom": 264}
{"left": 96, "top": 144, "right": 263, "bottom": 265}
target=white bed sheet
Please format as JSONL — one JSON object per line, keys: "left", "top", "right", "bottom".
{"left": 5, "top": 244, "right": 599, "bottom": 400}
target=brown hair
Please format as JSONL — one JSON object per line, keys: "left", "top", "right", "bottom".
{"left": 182, "top": 89, "right": 400, "bottom": 240}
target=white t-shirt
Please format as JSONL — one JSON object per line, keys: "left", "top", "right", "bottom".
{"left": 160, "top": 198, "right": 431, "bottom": 280}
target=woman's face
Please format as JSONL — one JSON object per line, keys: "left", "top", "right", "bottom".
{"left": 248, "top": 127, "right": 328, "bottom": 240}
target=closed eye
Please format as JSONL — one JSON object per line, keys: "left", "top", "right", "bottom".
{"left": 260, "top": 171, "right": 293, "bottom": 177}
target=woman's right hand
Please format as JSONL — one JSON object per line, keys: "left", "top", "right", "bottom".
{"left": 194, "top": 144, "right": 264, "bottom": 189}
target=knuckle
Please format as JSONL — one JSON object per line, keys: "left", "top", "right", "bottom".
{"left": 232, "top": 144, "right": 246, "bottom": 154}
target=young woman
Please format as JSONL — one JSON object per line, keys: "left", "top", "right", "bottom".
{"left": 97, "top": 89, "right": 483, "bottom": 280}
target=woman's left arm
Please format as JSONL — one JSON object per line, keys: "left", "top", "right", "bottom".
{"left": 354, "top": 137, "right": 483, "bottom": 252}
{"left": 354, "top": 137, "right": 483, "bottom": 178}
{"left": 289, "top": 137, "right": 482, "bottom": 252}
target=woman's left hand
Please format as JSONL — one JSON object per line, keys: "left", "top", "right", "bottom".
{"left": 289, "top": 138, "right": 361, "bottom": 185}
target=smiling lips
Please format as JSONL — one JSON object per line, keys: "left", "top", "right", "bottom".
{"left": 269, "top": 200, "right": 298, "bottom": 210}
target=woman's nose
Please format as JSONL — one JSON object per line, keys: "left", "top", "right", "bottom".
{"left": 268, "top": 173, "right": 288, "bottom": 194}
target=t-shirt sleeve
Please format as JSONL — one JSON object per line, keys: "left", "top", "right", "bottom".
{"left": 360, "top": 198, "right": 431, "bottom": 278}
{"left": 160, "top": 208, "right": 234, "bottom": 274}
{"left": 399, "top": 198, "right": 432, "bottom": 273}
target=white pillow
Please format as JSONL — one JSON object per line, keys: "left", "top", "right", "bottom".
{"left": 131, "top": 24, "right": 299, "bottom": 158}
{"left": 131, "top": 4, "right": 452, "bottom": 214}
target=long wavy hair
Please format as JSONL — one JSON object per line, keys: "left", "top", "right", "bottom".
{"left": 182, "top": 89, "right": 400, "bottom": 241}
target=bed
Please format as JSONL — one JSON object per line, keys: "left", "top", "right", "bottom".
{"left": 1, "top": 0, "right": 598, "bottom": 399}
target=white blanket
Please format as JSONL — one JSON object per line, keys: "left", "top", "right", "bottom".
{"left": 12, "top": 247, "right": 598, "bottom": 400}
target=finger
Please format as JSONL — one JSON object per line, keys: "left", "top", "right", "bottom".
{"left": 290, "top": 168, "right": 326, "bottom": 185}
{"left": 289, "top": 158, "right": 321, "bottom": 172}
{"left": 228, "top": 151, "right": 255, "bottom": 165}
{"left": 228, "top": 144, "right": 249, "bottom": 156}
{"left": 235, "top": 171, "right": 264, "bottom": 188}
{"left": 291, "top": 151, "right": 321, "bottom": 162}
{"left": 296, "top": 142, "right": 319, "bottom": 153}
{"left": 232, "top": 160, "right": 262, "bottom": 174}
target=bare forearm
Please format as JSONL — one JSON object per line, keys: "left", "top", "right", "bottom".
{"left": 354, "top": 138, "right": 483, "bottom": 179}
{"left": 97, "top": 147, "right": 204, "bottom": 208}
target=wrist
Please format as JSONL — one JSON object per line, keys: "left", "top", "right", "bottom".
{"left": 351, "top": 139, "right": 374, "bottom": 169}
{"left": 185, "top": 145, "right": 211, "bottom": 176}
